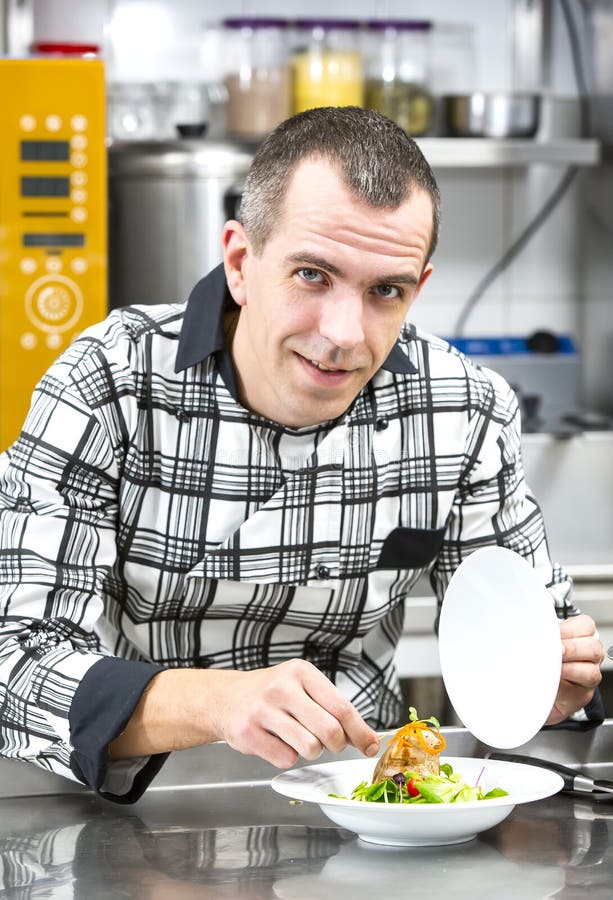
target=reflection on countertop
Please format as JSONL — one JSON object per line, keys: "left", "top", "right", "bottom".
{"left": 2, "top": 791, "right": 612, "bottom": 899}
{"left": 2, "top": 724, "right": 613, "bottom": 897}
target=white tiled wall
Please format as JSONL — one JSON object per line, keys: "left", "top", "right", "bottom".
{"left": 413, "top": 168, "right": 509, "bottom": 339}
{"left": 404, "top": 162, "right": 583, "bottom": 346}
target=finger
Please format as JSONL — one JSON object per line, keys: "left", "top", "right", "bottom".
{"left": 547, "top": 682, "right": 596, "bottom": 725}
{"left": 548, "top": 676, "right": 598, "bottom": 722}
{"left": 266, "top": 706, "right": 329, "bottom": 760}
{"left": 222, "top": 696, "right": 312, "bottom": 767}
{"left": 270, "top": 660, "right": 372, "bottom": 754}
{"left": 290, "top": 703, "right": 350, "bottom": 755}
{"left": 225, "top": 720, "right": 300, "bottom": 769}
{"left": 559, "top": 613, "right": 597, "bottom": 640}
{"left": 275, "top": 659, "right": 379, "bottom": 754}
{"left": 561, "top": 660, "right": 603, "bottom": 690}
{"left": 298, "top": 663, "right": 380, "bottom": 756}
{"left": 247, "top": 693, "right": 350, "bottom": 762}
{"left": 249, "top": 734, "right": 300, "bottom": 769}
{"left": 561, "top": 635, "right": 605, "bottom": 664}
{"left": 235, "top": 660, "right": 370, "bottom": 759}
{"left": 282, "top": 692, "right": 358, "bottom": 755}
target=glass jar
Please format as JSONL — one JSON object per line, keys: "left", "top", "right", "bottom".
{"left": 222, "top": 17, "right": 292, "bottom": 140}
{"left": 429, "top": 23, "right": 477, "bottom": 96}
{"left": 292, "top": 19, "right": 364, "bottom": 114}
{"left": 364, "top": 20, "right": 434, "bottom": 136}
{"left": 154, "top": 81, "right": 209, "bottom": 138}
{"left": 107, "top": 83, "right": 158, "bottom": 140}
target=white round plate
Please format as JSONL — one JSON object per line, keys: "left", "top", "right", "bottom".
{"left": 271, "top": 756, "right": 563, "bottom": 847}
{"left": 438, "top": 547, "right": 562, "bottom": 748}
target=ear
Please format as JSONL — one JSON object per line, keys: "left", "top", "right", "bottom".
{"left": 415, "top": 262, "right": 434, "bottom": 298}
{"left": 407, "top": 262, "right": 434, "bottom": 313}
{"left": 222, "top": 220, "right": 249, "bottom": 307}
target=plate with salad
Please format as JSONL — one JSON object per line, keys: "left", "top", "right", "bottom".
{"left": 271, "top": 711, "right": 563, "bottom": 846}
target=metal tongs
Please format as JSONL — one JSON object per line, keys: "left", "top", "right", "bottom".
{"left": 488, "top": 752, "right": 613, "bottom": 798}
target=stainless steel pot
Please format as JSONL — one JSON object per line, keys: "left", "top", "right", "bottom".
{"left": 108, "top": 138, "right": 254, "bottom": 308}
{"left": 443, "top": 92, "right": 541, "bottom": 138}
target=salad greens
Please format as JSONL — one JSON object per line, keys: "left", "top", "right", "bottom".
{"left": 330, "top": 763, "right": 508, "bottom": 805}
{"left": 407, "top": 706, "right": 441, "bottom": 730}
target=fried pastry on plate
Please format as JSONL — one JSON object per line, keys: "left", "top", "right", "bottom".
{"left": 372, "top": 708, "right": 447, "bottom": 782}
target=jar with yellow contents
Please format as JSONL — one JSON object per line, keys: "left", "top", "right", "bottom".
{"left": 292, "top": 19, "right": 364, "bottom": 113}
{"left": 364, "top": 19, "right": 434, "bottom": 136}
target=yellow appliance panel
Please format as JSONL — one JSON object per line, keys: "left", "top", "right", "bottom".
{"left": 0, "top": 58, "right": 107, "bottom": 450}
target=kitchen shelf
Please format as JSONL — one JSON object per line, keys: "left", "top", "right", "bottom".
{"left": 415, "top": 137, "right": 600, "bottom": 167}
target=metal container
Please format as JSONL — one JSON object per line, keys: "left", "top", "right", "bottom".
{"left": 443, "top": 92, "right": 541, "bottom": 138}
{"left": 108, "top": 138, "right": 254, "bottom": 308}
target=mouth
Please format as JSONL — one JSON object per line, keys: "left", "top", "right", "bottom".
{"left": 309, "top": 359, "right": 346, "bottom": 373}
{"left": 297, "top": 353, "right": 354, "bottom": 385}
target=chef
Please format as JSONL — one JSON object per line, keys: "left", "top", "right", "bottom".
{"left": 0, "top": 106, "right": 604, "bottom": 802}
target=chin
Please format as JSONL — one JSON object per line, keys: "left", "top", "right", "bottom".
{"left": 304, "top": 403, "right": 349, "bottom": 427}
{"left": 281, "top": 384, "right": 360, "bottom": 428}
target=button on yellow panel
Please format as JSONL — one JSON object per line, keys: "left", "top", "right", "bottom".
{"left": 25, "top": 275, "right": 84, "bottom": 333}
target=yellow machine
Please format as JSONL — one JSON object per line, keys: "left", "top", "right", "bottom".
{"left": 0, "top": 57, "right": 107, "bottom": 450}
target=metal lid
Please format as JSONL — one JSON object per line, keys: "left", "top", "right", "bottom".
{"left": 295, "top": 18, "right": 362, "bottom": 29}
{"left": 108, "top": 138, "right": 256, "bottom": 178}
{"left": 223, "top": 17, "right": 288, "bottom": 28}
{"left": 366, "top": 19, "right": 432, "bottom": 31}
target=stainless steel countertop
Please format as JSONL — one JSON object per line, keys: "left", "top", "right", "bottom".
{"left": 2, "top": 723, "right": 613, "bottom": 898}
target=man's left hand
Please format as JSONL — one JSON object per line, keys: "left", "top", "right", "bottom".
{"left": 546, "top": 613, "right": 605, "bottom": 725}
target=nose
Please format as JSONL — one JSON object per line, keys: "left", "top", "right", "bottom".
{"left": 318, "top": 292, "right": 365, "bottom": 350}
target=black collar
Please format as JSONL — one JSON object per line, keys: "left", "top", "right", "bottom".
{"left": 175, "top": 263, "right": 417, "bottom": 396}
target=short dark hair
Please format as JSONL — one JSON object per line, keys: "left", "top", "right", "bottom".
{"left": 239, "top": 106, "right": 441, "bottom": 264}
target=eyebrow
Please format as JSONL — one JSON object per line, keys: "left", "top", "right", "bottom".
{"left": 284, "top": 252, "right": 344, "bottom": 277}
{"left": 284, "top": 252, "right": 420, "bottom": 287}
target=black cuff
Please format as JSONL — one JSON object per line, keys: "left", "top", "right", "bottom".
{"left": 69, "top": 656, "right": 169, "bottom": 803}
{"left": 584, "top": 687, "right": 605, "bottom": 724}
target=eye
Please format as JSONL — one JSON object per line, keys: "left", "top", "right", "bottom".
{"left": 297, "top": 267, "right": 325, "bottom": 284}
{"left": 374, "top": 283, "right": 402, "bottom": 300}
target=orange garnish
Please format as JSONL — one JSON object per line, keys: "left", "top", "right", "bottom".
{"left": 386, "top": 719, "right": 447, "bottom": 756}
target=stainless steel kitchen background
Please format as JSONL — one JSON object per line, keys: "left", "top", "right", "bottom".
{"left": 3, "top": 0, "right": 613, "bottom": 713}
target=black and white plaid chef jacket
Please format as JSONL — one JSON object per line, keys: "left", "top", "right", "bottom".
{"left": 0, "top": 264, "right": 573, "bottom": 802}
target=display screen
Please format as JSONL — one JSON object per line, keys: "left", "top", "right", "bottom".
{"left": 21, "top": 176, "right": 70, "bottom": 197}
{"left": 20, "top": 140, "right": 70, "bottom": 162}
{"left": 23, "top": 233, "right": 85, "bottom": 247}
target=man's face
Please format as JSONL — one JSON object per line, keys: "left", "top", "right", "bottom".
{"left": 223, "top": 159, "right": 434, "bottom": 428}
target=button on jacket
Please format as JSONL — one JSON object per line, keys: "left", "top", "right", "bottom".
{"left": 0, "top": 264, "right": 573, "bottom": 802}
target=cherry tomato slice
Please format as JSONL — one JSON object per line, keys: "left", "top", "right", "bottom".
{"left": 406, "top": 777, "right": 422, "bottom": 798}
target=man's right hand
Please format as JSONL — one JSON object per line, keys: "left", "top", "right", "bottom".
{"left": 109, "top": 659, "right": 381, "bottom": 768}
